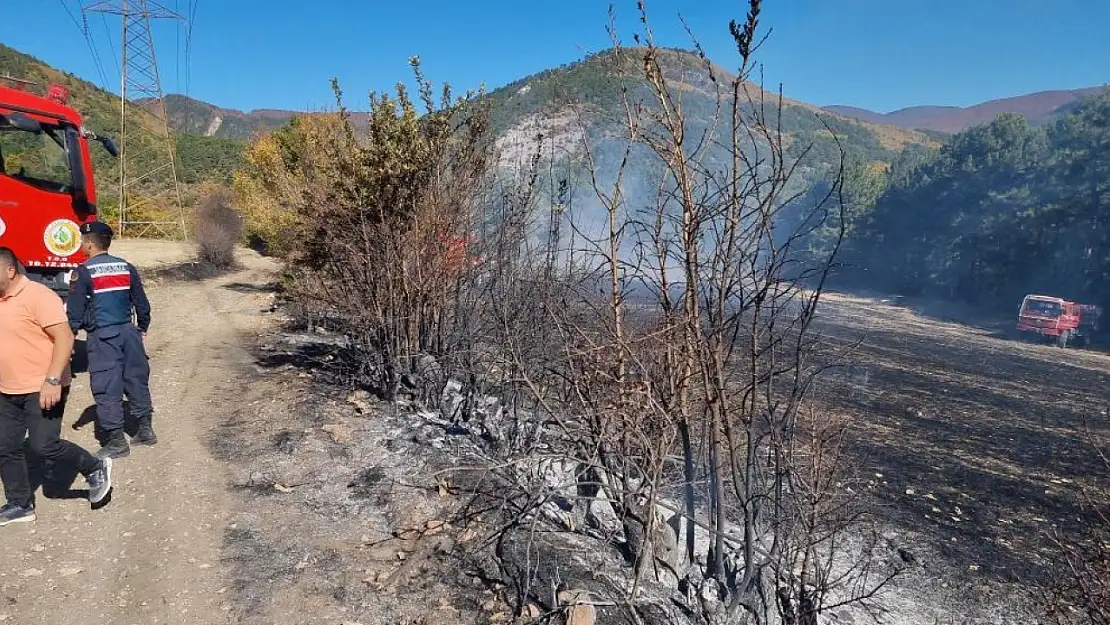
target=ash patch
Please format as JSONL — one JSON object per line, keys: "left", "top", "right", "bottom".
{"left": 209, "top": 331, "right": 501, "bottom": 624}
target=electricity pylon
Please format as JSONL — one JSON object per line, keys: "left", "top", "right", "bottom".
{"left": 83, "top": 0, "right": 187, "bottom": 240}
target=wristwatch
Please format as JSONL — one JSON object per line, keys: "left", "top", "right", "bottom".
{"left": 45, "top": 376, "right": 61, "bottom": 386}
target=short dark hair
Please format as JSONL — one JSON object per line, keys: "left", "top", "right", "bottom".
{"left": 0, "top": 246, "right": 17, "bottom": 268}
{"left": 85, "top": 232, "right": 112, "bottom": 251}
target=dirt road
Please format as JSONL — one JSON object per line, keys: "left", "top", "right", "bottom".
{"left": 0, "top": 241, "right": 277, "bottom": 625}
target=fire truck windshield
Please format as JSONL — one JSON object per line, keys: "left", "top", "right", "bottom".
{"left": 1021, "top": 299, "right": 1062, "bottom": 317}
{"left": 0, "top": 115, "right": 73, "bottom": 194}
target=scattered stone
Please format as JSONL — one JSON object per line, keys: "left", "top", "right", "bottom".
{"left": 30, "top": 544, "right": 45, "bottom": 553}
{"left": 347, "top": 390, "right": 373, "bottom": 415}
{"left": 897, "top": 548, "right": 916, "bottom": 565}
{"left": 59, "top": 567, "right": 83, "bottom": 577}
{"left": 904, "top": 488, "right": 916, "bottom": 496}
{"left": 522, "top": 603, "right": 541, "bottom": 618}
{"left": 431, "top": 536, "right": 456, "bottom": 555}
{"left": 273, "top": 483, "right": 293, "bottom": 493}
{"left": 19, "top": 569, "right": 43, "bottom": 578}
{"left": 393, "top": 528, "right": 422, "bottom": 542}
{"left": 559, "top": 589, "right": 597, "bottom": 625}
{"left": 321, "top": 423, "right": 352, "bottom": 445}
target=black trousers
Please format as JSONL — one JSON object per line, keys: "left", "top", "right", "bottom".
{"left": 0, "top": 389, "right": 101, "bottom": 508}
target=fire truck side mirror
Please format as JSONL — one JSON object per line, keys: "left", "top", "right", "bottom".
{"left": 98, "top": 136, "right": 119, "bottom": 158}
{"left": 6, "top": 112, "right": 42, "bottom": 133}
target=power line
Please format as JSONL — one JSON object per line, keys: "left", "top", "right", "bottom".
{"left": 184, "top": 0, "right": 197, "bottom": 95}
{"left": 174, "top": 0, "right": 181, "bottom": 94}
{"left": 100, "top": 14, "right": 122, "bottom": 81}
{"left": 58, "top": 0, "right": 111, "bottom": 90}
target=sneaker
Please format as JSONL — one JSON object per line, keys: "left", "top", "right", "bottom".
{"left": 0, "top": 502, "right": 36, "bottom": 526}
{"left": 87, "top": 457, "right": 113, "bottom": 506}
{"left": 132, "top": 418, "right": 157, "bottom": 446}
{"left": 96, "top": 430, "right": 130, "bottom": 459}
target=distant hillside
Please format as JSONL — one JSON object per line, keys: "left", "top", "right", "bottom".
{"left": 147, "top": 95, "right": 380, "bottom": 140}
{"left": 137, "top": 95, "right": 299, "bottom": 139}
{"left": 3, "top": 40, "right": 937, "bottom": 225}
{"left": 842, "top": 91, "right": 1110, "bottom": 314}
{"left": 825, "top": 86, "right": 1109, "bottom": 134}
{"left": 469, "top": 47, "right": 942, "bottom": 243}
{"left": 150, "top": 47, "right": 936, "bottom": 199}
{"left": 483, "top": 48, "right": 934, "bottom": 176}
{"left": 0, "top": 42, "right": 243, "bottom": 198}
{"left": 152, "top": 48, "right": 937, "bottom": 167}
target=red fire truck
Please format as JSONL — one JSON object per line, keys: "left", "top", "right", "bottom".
{"left": 0, "top": 76, "right": 117, "bottom": 301}
{"left": 1015, "top": 294, "right": 1102, "bottom": 348}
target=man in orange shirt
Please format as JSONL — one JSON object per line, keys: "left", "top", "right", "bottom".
{"left": 0, "top": 247, "right": 113, "bottom": 526}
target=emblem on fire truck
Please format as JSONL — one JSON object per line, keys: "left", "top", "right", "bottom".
{"left": 44, "top": 219, "right": 81, "bottom": 257}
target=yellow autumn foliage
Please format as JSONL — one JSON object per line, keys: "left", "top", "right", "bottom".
{"left": 233, "top": 113, "right": 349, "bottom": 257}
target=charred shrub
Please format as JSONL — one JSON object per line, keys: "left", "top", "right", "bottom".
{"left": 195, "top": 188, "right": 243, "bottom": 269}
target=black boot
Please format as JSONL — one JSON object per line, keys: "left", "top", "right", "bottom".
{"left": 97, "top": 429, "right": 131, "bottom": 459}
{"left": 132, "top": 416, "right": 157, "bottom": 446}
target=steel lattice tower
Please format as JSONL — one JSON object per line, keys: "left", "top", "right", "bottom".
{"left": 83, "top": 0, "right": 187, "bottom": 240}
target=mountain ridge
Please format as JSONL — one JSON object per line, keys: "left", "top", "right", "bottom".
{"left": 824, "top": 86, "right": 1109, "bottom": 133}
{"left": 142, "top": 47, "right": 936, "bottom": 154}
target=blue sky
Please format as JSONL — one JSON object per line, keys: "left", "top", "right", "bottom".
{"left": 2, "top": 1, "right": 1108, "bottom": 114}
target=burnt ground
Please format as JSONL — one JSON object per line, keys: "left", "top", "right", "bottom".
{"left": 815, "top": 293, "right": 1110, "bottom": 590}
{"left": 210, "top": 340, "right": 505, "bottom": 625}
{"left": 206, "top": 289, "right": 1110, "bottom": 625}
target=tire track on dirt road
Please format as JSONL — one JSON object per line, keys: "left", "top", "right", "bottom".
{"left": 0, "top": 243, "right": 278, "bottom": 625}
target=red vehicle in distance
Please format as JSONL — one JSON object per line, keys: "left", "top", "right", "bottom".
{"left": 1015, "top": 294, "right": 1101, "bottom": 348}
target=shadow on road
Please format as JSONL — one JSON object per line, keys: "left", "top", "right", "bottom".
{"left": 71, "top": 402, "right": 141, "bottom": 445}
{"left": 223, "top": 281, "right": 280, "bottom": 294}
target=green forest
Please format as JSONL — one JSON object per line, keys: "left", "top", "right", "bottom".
{"left": 829, "top": 91, "right": 1110, "bottom": 314}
